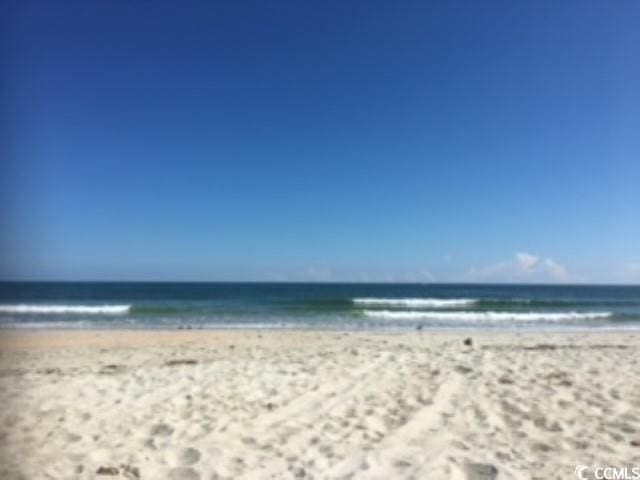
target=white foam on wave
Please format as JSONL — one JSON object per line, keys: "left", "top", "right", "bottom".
{"left": 353, "top": 298, "right": 476, "bottom": 308}
{"left": 0, "top": 304, "right": 131, "bottom": 315}
{"left": 0, "top": 321, "right": 99, "bottom": 329}
{"left": 362, "top": 310, "right": 612, "bottom": 322}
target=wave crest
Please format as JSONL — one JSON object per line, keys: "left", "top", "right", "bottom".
{"left": 0, "top": 304, "right": 131, "bottom": 315}
{"left": 362, "top": 310, "right": 612, "bottom": 322}
{"left": 353, "top": 298, "right": 476, "bottom": 308}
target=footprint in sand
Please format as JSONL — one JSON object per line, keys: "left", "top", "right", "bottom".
{"left": 167, "top": 447, "right": 201, "bottom": 466}
{"left": 151, "top": 423, "right": 174, "bottom": 435}
{"left": 168, "top": 466, "right": 201, "bottom": 480}
{"left": 148, "top": 423, "right": 174, "bottom": 449}
{"left": 464, "top": 462, "right": 498, "bottom": 480}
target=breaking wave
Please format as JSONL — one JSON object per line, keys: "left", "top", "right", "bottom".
{"left": 0, "top": 304, "right": 131, "bottom": 315}
{"left": 362, "top": 310, "right": 612, "bottom": 322}
{"left": 353, "top": 298, "right": 476, "bottom": 308}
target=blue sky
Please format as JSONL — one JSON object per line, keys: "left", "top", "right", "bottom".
{"left": 2, "top": 0, "right": 639, "bottom": 283}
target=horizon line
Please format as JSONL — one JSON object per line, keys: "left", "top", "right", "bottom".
{"left": 1, "top": 279, "right": 638, "bottom": 287}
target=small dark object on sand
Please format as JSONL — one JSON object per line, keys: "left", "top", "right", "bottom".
{"left": 99, "top": 364, "right": 124, "bottom": 375}
{"left": 455, "top": 365, "right": 473, "bottom": 375}
{"left": 96, "top": 466, "right": 119, "bottom": 475}
{"left": 165, "top": 359, "right": 197, "bottom": 366}
{"left": 266, "top": 402, "right": 275, "bottom": 411}
{"left": 498, "top": 376, "right": 514, "bottom": 385}
{"left": 463, "top": 337, "right": 473, "bottom": 347}
{"left": 631, "top": 439, "right": 640, "bottom": 447}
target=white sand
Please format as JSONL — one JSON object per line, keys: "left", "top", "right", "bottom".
{"left": 1, "top": 330, "right": 639, "bottom": 479}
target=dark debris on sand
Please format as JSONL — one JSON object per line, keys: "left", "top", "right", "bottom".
{"left": 165, "top": 359, "right": 198, "bottom": 366}
{"left": 96, "top": 466, "right": 119, "bottom": 476}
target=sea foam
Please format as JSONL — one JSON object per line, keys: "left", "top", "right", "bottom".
{"left": 362, "top": 310, "right": 612, "bottom": 322}
{"left": 0, "top": 304, "right": 131, "bottom": 315}
{"left": 353, "top": 298, "right": 476, "bottom": 308}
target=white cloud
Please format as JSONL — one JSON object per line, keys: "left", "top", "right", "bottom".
{"left": 543, "top": 258, "right": 570, "bottom": 280}
{"left": 464, "top": 252, "right": 577, "bottom": 283}
{"left": 516, "top": 252, "right": 539, "bottom": 271}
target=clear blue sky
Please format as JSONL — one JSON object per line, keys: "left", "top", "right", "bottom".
{"left": 2, "top": 0, "right": 639, "bottom": 283}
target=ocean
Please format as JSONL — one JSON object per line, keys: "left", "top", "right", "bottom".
{"left": 0, "top": 282, "right": 639, "bottom": 331}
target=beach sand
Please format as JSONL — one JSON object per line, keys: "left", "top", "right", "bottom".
{"left": 1, "top": 330, "right": 639, "bottom": 479}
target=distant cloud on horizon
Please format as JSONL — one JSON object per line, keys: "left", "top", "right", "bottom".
{"left": 209, "top": 256, "right": 640, "bottom": 284}
{"left": 256, "top": 254, "right": 587, "bottom": 284}
{"left": 463, "top": 252, "right": 578, "bottom": 283}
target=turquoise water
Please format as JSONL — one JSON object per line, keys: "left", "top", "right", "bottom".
{"left": 0, "top": 282, "right": 639, "bottom": 331}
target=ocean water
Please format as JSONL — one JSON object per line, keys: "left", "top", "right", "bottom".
{"left": 0, "top": 282, "right": 639, "bottom": 331}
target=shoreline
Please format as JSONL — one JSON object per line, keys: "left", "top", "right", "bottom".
{"left": 1, "top": 326, "right": 638, "bottom": 347}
